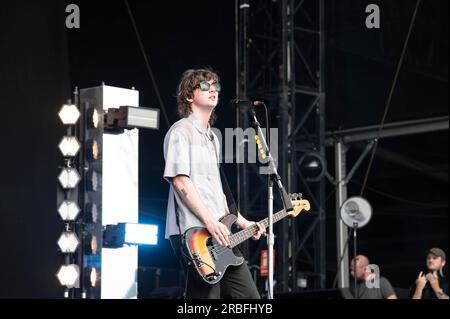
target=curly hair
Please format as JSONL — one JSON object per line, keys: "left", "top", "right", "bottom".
{"left": 177, "top": 68, "right": 220, "bottom": 125}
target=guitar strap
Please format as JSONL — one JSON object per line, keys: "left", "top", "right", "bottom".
{"left": 210, "top": 131, "right": 238, "bottom": 217}
{"left": 219, "top": 165, "right": 238, "bottom": 217}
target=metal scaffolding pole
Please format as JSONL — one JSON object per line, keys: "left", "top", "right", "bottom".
{"left": 236, "top": 0, "right": 251, "bottom": 259}
{"left": 335, "top": 140, "right": 349, "bottom": 288}
{"left": 236, "top": 0, "right": 327, "bottom": 294}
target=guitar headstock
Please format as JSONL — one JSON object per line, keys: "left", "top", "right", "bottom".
{"left": 288, "top": 193, "right": 311, "bottom": 217}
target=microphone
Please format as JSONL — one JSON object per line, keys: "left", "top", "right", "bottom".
{"left": 231, "top": 99, "right": 265, "bottom": 111}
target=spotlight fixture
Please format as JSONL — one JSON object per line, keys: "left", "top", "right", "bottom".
{"left": 84, "top": 203, "right": 99, "bottom": 223}
{"left": 57, "top": 200, "right": 80, "bottom": 221}
{"left": 90, "top": 235, "right": 98, "bottom": 254}
{"left": 103, "top": 223, "right": 158, "bottom": 248}
{"left": 58, "top": 103, "right": 80, "bottom": 125}
{"left": 90, "top": 268, "right": 98, "bottom": 287}
{"left": 83, "top": 234, "right": 99, "bottom": 255}
{"left": 57, "top": 232, "right": 80, "bottom": 253}
{"left": 58, "top": 168, "right": 81, "bottom": 189}
{"left": 298, "top": 152, "right": 326, "bottom": 182}
{"left": 86, "top": 107, "right": 101, "bottom": 129}
{"left": 86, "top": 139, "right": 101, "bottom": 161}
{"left": 58, "top": 136, "right": 81, "bottom": 157}
{"left": 86, "top": 170, "right": 100, "bottom": 192}
{"left": 57, "top": 264, "right": 80, "bottom": 288}
{"left": 105, "top": 106, "right": 159, "bottom": 132}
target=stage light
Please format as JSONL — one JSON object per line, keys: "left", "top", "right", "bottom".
{"left": 90, "top": 203, "right": 98, "bottom": 223}
{"left": 57, "top": 232, "right": 80, "bottom": 253}
{"left": 90, "top": 268, "right": 98, "bottom": 287}
{"left": 58, "top": 136, "right": 81, "bottom": 157}
{"left": 103, "top": 223, "right": 158, "bottom": 248}
{"left": 298, "top": 152, "right": 326, "bottom": 182}
{"left": 87, "top": 107, "right": 101, "bottom": 129}
{"left": 86, "top": 170, "right": 100, "bottom": 191}
{"left": 105, "top": 106, "right": 160, "bottom": 131}
{"left": 57, "top": 264, "right": 80, "bottom": 288}
{"left": 58, "top": 103, "right": 80, "bottom": 125}
{"left": 58, "top": 168, "right": 81, "bottom": 189}
{"left": 57, "top": 200, "right": 80, "bottom": 221}
{"left": 91, "top": 235, "right": 98, "bottom": 254}
{"left": 86, "top": 139, "right": 101, "bottom": 161}
{"left": 85, "top": 203, "right": 99, "bottom": 223}
{"left": 125, "top": 223, "right": 158, "bottom": 245}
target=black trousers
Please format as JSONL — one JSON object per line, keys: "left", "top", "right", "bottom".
{"left": 170, "top": 235, "right": 261, "bottom": 299}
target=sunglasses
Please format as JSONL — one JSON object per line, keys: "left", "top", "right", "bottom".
{"left": 195, "top": 81, "right": 221, "bottom": 92}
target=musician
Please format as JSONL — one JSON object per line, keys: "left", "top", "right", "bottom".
{"left": 410, "top": 248, "right": 448, "bottom": 299}
{"left": 163, "top": 68, "right": 266, "bottom": 299}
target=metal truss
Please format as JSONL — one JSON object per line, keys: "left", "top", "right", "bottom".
{"left": 236, "top": 0, "right": 327, "bottom": 293}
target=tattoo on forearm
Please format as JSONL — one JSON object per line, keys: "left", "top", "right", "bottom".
{"left": 180, "top": 188, "right": 188, "bottom": 197}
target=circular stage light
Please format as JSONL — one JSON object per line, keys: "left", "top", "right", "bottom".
{"left": 298, "top": 152, "right": 326, "bottom": 182}
{"left": 90, "top": 268, "right": 98, "bottom": 287}
{"left": 86, "top": 139, "right": 101, "bottom": 161}
{"left": 87, "top": 107, "right": 101, "bottom": 129}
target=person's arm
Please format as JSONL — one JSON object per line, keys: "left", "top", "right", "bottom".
{"left": 412, "top": 272, "right": 427, "bottom": 299}
{"left": 381, "top": 277, "right": 398, "bottom": 299}
{"left": 426, "top": 273, "right": 449, "bottom": 299}
{"left": 172, "top": 175, "right": 230, "bottom": 246}
{"left": 223, "top": 194, "right": 266, "bottom": 240}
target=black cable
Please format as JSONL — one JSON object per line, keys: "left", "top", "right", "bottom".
{"left": 124, "top": 0, "right": 171, "bottom": 129}
{"left": 351, "top": 179, "right": 448, "bottom": 209}
{"left": 359, "top": 0, "right": 421, "bottom": 197}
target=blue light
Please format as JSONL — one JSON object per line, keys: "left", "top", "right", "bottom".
{"left": 124, "top": 223, "right": 158, "bottom": 245}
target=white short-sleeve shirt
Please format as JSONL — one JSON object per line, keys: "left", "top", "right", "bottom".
{"left": 163, "top": 113, "right": 225, "bottom": 239}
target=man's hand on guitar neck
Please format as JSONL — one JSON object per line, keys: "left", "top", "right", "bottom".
{"left": 237, "top": 216, "right": 267, "bottom": 241}
{"left": 223, "top": 195, "right": 266, "bottom": 241}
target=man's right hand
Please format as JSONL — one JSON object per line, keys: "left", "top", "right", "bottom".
{"left": 416, "top": 271, "right": 427, "bottom": 290}
{"left": 206, "top": 219, "right": 231, "bottom": 247}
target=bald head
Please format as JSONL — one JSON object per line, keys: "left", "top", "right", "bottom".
{"left": 351, "top": 255, "right": 370, "bottom": 280}
{"left": 355, "top": 255, "right": 370, "bottom": 267}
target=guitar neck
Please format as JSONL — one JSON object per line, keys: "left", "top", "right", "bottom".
{"left": 230, "top": 209, "right": 290, "bottom": 248}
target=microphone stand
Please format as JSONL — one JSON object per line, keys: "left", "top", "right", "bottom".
{"left": 353, "top": 222, "right": 358, "bottom": 299}
{"left": 250, "top": 107, "right": 294, "bottom": 299}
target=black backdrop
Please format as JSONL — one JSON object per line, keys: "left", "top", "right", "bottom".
{"left": 0, "top": 1, "right": 70, "bottom": 298}
{"left": 0, "top": 0, "right": 448, "bottom": 298}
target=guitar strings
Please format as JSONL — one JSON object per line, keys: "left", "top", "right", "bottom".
{"left": 204, "top": 206, "right": 302, "bottom": 259}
